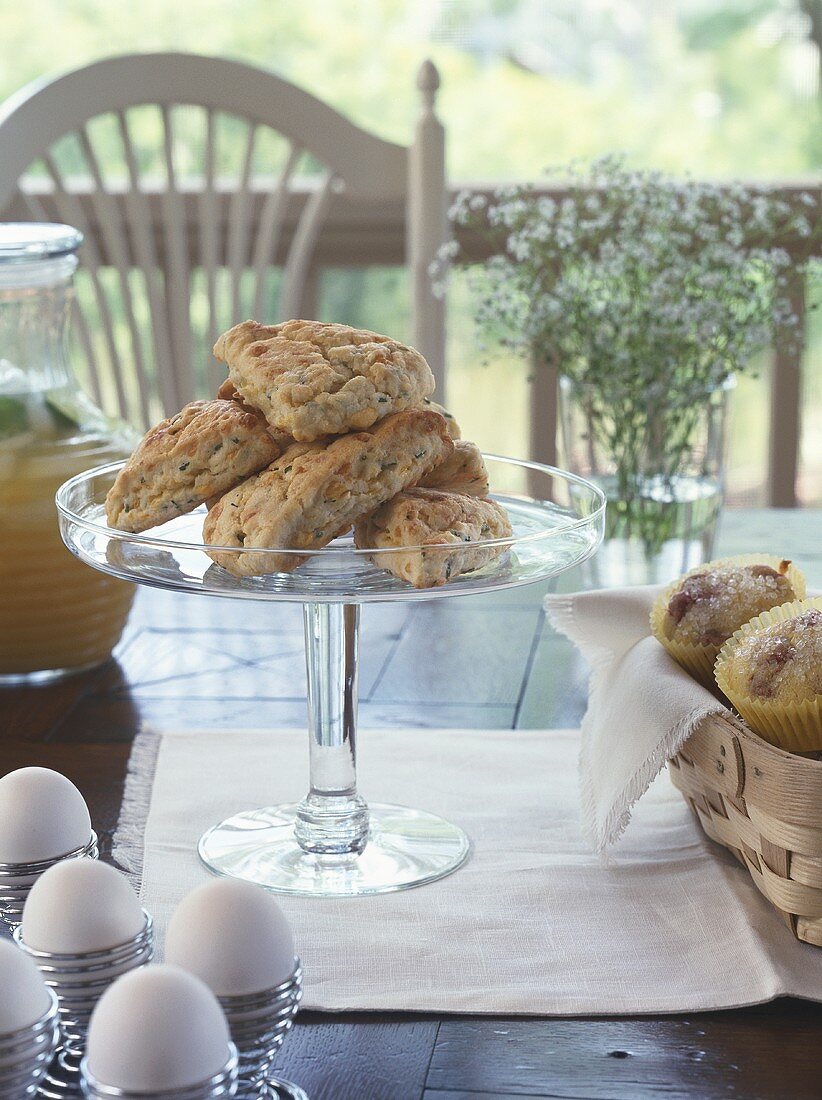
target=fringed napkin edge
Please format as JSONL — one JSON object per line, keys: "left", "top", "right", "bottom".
{"left": 111, "top": 724, "right": 162, "bottom": 892}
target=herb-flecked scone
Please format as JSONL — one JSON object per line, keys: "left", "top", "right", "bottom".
{"left": 203, "top": 408, "right": 453, "bottom": 577}
{"left": 215, "top": 377, "right": 295, "bottom": 452}
{"left": 354, "top": 487, "right": 512, "bottom": 588}
{"left": 714, "top": 597, "right": 822, "bottom": 752}
{"left": 419, "top": 440, "right": 489, "bottom": 497}
{"left": 105, "top": 399, "right": 280, "bottom": 533}
{"left": 422, "top": 399, "right": 461, "bottom": 439}
{"left": 214, "top": 319, "right": 435, "bottom": 442}
{"left": 650, "top": 554, "right": 805, "bottom": 688}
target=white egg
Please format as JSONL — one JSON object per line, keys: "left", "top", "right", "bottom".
{"left": 0, "top": 939, "right": 52, "bottom": 1034}
{"left": 165, "top": 878, "right": 296, "bottom": 996}
{"left": 21, "top": 859, "right": 145, "bottom": 954}
{"left": 86, "top": 964, "right": 232, "bottom": 1091}
{"left": 0, "top": 767, "right": 91, "bottom": 864}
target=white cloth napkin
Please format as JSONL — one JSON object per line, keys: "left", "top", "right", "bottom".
{"left": 544, "top": 585, "right": 727, "bottom": 853}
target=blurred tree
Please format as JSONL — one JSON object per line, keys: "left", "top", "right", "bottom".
{"left": 0, "top": 0, "right": 818, "bottom": 179}
{"left": 0, "top": 0, "right": 817, "bottom": 503}
{"left": 797, "top": 0, "right": 821, "bottom": 90}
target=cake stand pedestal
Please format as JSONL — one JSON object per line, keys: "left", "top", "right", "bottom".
{"left": 199, "top": 601, "right": 471, "bottom": 894}
{"left": 58, "top": 455, "right": 605, "bottom": 897}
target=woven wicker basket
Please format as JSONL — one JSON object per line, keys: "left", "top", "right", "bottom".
{"left": 670, "top": 710, "right": 822, "bottom": 948}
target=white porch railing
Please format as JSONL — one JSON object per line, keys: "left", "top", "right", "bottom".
{"left": 3, "top": 178, "right": 819, "bottom": 506}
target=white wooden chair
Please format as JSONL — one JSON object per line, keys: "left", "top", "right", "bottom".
{"left": 0, "top": 52, "right": 447, "bottom": 430}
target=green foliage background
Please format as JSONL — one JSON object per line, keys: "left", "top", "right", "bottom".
{"left": 3, "top": 0, "right": 819, "bottom": 178}
{"left": 1, "top": 0, "right": 819, "bottom": 502}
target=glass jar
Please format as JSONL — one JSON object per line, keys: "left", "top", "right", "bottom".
{"left": 0, "top": 223, "right": 136, "bottom": 683}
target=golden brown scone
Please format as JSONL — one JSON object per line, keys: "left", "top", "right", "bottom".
{"left": 422, "top": 398, "right": 461, "bottom": 439}
{"left": 419, "top": 440, "right": 489, "bottom": 497}
{"left": 354, "top": 487, "right": 512, "bottom": 589}
{"left": 105, "top": 400, "right": 280, "bottom": 533}
{"left": 213, "top": 319, "right": 435, "bottom": 442}
{"left": 216, "top": 377, "right": 240, "bottom": 403}
{"left": 216, "top": 377, "right": 295, "bottom": 451}
{"left": 203, "top": 408, "right": 453, "bottom": 577}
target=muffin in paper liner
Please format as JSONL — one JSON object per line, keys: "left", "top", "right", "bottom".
{"left": 714, "top": 596, "right": 822, "bottom": 753}
{"left": 650, "top": 554, "right": 806, "bottom": 690}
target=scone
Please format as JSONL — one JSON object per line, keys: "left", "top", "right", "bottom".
{"left": 650, "top": 554, "right": 805, "bottom": 687}
{"left": 715, "top": 597, "right": 822, "bottom": 752}
{"left": 419, "top": 440, "right": 489, "bottom": 497}
{"left": 216, "top": 377, "right": 294, "bottom": 451}
{"left": 354, "top": 487, "right": 512, "bottom": 588}
{"left": 105, "top": 399, "right": 280, "bottom": 533}
{"left": 422, "top": 398, "right": 461, "bottom": 439}
{"left": 216, "top": 377, "right": 242, "bottom": 403}
{"left": 214, "top": 319, "right": 435, "bottom": 441}
{"left": 203, "top": 408, "right": 453, "bottom": 577}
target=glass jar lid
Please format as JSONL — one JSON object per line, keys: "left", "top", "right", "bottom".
{"left": 0, "top": 223, "right": 83, "bottom": 263}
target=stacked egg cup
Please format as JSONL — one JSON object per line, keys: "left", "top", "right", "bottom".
{"left": 13, "top": 859, "right": 155, "bottom": 1091}
{"left": 0, "top": 767, "right": 306, "bottom": 1100}
{"left": 0, "top": 768, "right": 99, "bottom": 931}
{"left": 0, "top": 941, "right": 60, "bottom": 1099}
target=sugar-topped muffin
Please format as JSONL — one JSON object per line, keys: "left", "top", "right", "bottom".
{"left": 722, "top": 609, "right": 822, "bottom": 703}
{"left": 660, "top": 560, "right": 798, "bottom": 648}
{"left": 715, "top": 597, "right": 822, "bottom": 752}
{"left": 650, "top": 555, "right": 805, "bottom": 687}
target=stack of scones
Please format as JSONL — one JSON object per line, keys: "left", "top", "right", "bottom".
{"left": 106, "top": 320, "right": 511, "bottom": 587}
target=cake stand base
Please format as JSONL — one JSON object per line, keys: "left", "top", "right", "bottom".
{"left": 198, "top": 803, "right": 471, "bottom": 896}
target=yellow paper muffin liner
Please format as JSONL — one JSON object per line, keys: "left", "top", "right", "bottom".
{"left": 650, "top": 554, "right": 806, "bottom": 691}
{"left": 714, "top": 596, "right": 822, "bottom": 753}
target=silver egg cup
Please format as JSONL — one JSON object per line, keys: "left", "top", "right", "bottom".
{"left": 0, "top": 832, "right": 99, "bottom": 931}
{"left": 0, "top": 989, "right": 60, "bottom": 1099}
{"left": 13, "top": 911, "right": 154, "bottom": 1097}
{"left": 218, "top": 961, "right": 306, "bottom": 1100}
{"left": 79, "top": 1044, "right": 240, "bottom": 1099}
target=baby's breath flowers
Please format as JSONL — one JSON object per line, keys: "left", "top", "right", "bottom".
{"left": 435, "top": 157, "right": 818, "bottom": 555}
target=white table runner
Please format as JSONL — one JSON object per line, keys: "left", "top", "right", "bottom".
{"left": 114, "top": 726, "right": 822, "bottom": 1014}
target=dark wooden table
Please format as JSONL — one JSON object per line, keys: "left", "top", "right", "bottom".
{"left": 2, "top": 510, "right": 821, "bottom": 1100}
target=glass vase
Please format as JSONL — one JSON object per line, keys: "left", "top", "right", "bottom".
{"left": 558, "top": 374, "right": 732, "bottom": 587}
{"left": 0, "top": 224, "right": 137, "bottom": 684}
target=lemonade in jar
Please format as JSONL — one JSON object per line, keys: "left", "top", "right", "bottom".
{"left": 0, "top": 224, "right": 136, "bottom": 682}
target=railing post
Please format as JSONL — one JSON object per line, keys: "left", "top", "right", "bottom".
{"left": 528, "top": 348, "right": 558, "bottom": 468}
{"left": 408, "top": 59, "right": 447, "bottom": 399}
{"left": 768, "top": 270, "right": 805, "bottom": 507}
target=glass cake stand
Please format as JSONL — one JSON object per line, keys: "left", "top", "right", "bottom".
{"left": 57, "top": 456, "right": 605, "bottom": 897}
